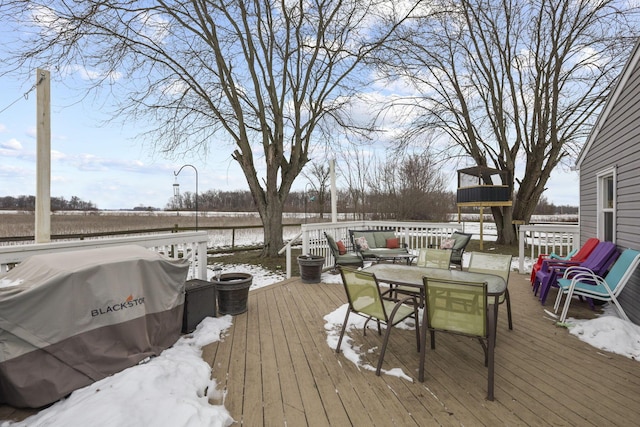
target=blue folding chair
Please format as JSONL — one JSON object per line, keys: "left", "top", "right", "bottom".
{"left": 554, "top": 249, "right": 640, "bottom": 323}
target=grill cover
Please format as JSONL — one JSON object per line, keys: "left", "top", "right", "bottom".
{"left": 0, "top": 245, "right": 189, "bottom": 408}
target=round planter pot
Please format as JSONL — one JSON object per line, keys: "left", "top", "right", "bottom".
{"left": 213, "top": 273, "right": 253, "bottom": 315}
{"left": 297, "top": 255, "right": 325, "bottom": 284}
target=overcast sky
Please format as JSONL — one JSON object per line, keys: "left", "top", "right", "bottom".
{"left": 0, "top": 68, "right": 581, "bottom": 211}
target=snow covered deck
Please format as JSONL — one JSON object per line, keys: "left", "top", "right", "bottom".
{"left": 2, "top": 272, "right": 639, "bottom": 425}
{"left": 203, "top": 272, "right": 639, "bottom": 426}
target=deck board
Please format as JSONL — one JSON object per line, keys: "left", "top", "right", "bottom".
{"left": 3, "top": 272, "right": 640, "bottom": 426}
{"left": 202, "top": 272, "right": 640, "bottom": 426}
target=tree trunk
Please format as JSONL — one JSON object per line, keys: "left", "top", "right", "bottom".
{"left": 259, "top": 195, "right": 285, "bottom": 257}
{"left": 492, "top": 205, "right": 516, "bottom": 245}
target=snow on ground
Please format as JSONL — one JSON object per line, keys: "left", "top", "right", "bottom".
{"left": 2, "top": 249, "right": 639, "bottom": 426}
{"left": 1, "top": 316, "right": 236, "bottom": 427}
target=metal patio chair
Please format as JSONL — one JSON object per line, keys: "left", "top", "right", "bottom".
{"left": 467, "top": 252, "right": 513, "bottom": 330}
{"left": 420, "top": 277, "right": 495, "bottom": 400}
{"left": 336, "top": 267, "right": 420, "bottom": 376}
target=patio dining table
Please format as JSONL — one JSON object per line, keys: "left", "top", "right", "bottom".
{"left": 364, "top": 263, "right": 506, "bottom": 400}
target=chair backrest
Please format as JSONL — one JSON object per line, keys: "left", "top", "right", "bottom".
{"left": 339, "top": 267, "right": 387, "bottom": 321}
{"left": 550, "top": 248, "right": 578, "bottom": 260}
{"left": 467, "top": 252, "right": 512, "bottom": 283}
{"left": 603, "top": 249, "right": 640, "bottom": 294}
{"left": 570, "top": 237, "right": 600, "bottom": 262}
{"left": 416, "top": 248, "right": 452, "bottom": 269}
{"left": 451, "top": 231, "right": 472, "bottom": 251}
{"left": 581, "top": 241, "right": 619, "bottom": 274}
{"left": 423, "top": 277, "right": 487, "bottom": 337}
{"left": 325, "top": 232, "right": 340, "bottom": 258}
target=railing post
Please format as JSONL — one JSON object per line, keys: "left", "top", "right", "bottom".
{"left": 301, "top": 226, "right": 309, "bottom": 255}
{"left": 285, "top": 245, "right": 292, "bottom": 279}
{"left": 197, "top": 240, "right": 208, "bottom": 280}
{"left": 231, "top": 228, "right": 236, "bottom": 249}
{"left": 519, "top": 228, "right": 525, "bottom": 274}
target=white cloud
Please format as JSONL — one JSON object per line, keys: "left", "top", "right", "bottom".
{"left": 1, "top": 138, "right": 22, "bottom": 150}
{"left": 70, "top": 64, "right": 123, "bottom": 83}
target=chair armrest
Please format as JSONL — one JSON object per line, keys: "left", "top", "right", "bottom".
{"left": 562, "top": 266, "right": 595, "bottom": 279}
{"left": 541, "top": 259, "right": 580, "bottom": 272}
{"left": 564, "top": 271, "right": 605, "bottom": 288}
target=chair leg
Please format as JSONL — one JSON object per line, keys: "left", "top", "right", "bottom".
{"left": 540, "top": 282, "right": 553, "bottom": 305}
{"left": 413, "top": 305, "right": 421, "bottom": 353}
{"left": 559, "top": 289, "right": 574, "bottom": 322}
{"left": 335, "top": 310, "right": 351, "bottom": 353}
{"left": 553, "top": 286, "right": 565, "bottom": 312}
{"left": 375, "top": 318, "right": 395, "bottom": 376}
{"left": 478, "top": 338, "right": 488, "bottom": 367}
{"left": 532, "top": 277, "right": 540, "bottom": 295}
{"left": 505, "top": 289, "right": 513, "bottom": 330}
{"left": 487, "top": 336, "right": 495, "bottom": 401}
{"left": 419, "top": 309, "right": 428, "bottom": 382}
{"left": 487, "top": 306, "right": 496, "bottom": 401}
{"left": 611, "top": 297, "right": 630, "bottom": 322}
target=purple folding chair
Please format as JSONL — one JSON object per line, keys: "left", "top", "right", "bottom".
{"left": 535, "top": 241, "right": 619, "bottom": 305}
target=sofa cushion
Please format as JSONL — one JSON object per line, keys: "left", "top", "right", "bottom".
{"left": 355, "top": 236, "right": 370, "bottom": 250}
{"left": 374, "top": 231, "right": 396, "bottom": 248}
{"left": 337, "top": 240, "right": 347, "bottom": 255}
{"left": 440, "top": 238, "right": 455, "bottom": 249}
{"left": 352, "top": 231, "right": 377, "bottom": 249}
{"left": 386, "top": 237, "right": 400, "bottom": 249}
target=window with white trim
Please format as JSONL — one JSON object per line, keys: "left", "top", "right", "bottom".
{"left": 597, "top": 167, "right": 616, "bottom": 242}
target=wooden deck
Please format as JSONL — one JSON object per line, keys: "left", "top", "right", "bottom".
{"left": 3, "top": 272, "right": 640, "bottom": 426}
{"left": 204, "top": 272, "right": 640, "bottom": 426}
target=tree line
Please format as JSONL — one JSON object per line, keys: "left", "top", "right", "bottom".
{"left": 0, "top": 196, "right": 97, "bottom": 211}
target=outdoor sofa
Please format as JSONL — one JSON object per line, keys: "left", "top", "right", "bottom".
{"left": 349, "top": 229, "right": 409, "bottom": 261}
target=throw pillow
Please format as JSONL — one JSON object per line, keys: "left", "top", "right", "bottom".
{"left": 356, "top": 236, "right": 370, "bottom": 250}
{"left": 386, "top": 237, "right": 400, "bottom": 249}
{"left": 440, "top": 238, "right": 455, "bottom": 249}
{"left": 336, "top": 240, "right": 347, "bottom": 255}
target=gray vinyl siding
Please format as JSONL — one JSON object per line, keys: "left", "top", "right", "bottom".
{"left": 579, "top": 56, "right": 640, "bottom": 324}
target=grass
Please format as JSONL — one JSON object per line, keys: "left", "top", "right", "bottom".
{"left": 465, "top": 239, "right": 520, "bottom": 257}
{"left": 0, "top": 211, "right": 300, "bottom": 238}
{"left": 210, "top": 247, "right": 304, "bottom": 277}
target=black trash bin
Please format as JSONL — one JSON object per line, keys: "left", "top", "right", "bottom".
{"left": 213, "top": 273, "right": 253, "bottom": 315}
{"left": 182, "top": 279, "right": 217, "bottom": 333}
{"left": 297, "top": 255, "right": 325, "bottom": 284}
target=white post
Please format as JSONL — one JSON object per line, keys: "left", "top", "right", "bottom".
{"left": 35, "top": 69, "right": 51, "bottom": 243}
{"left": 519, "top": 228, "right": 525, "bottom": 274}
{"left": 330, "top": 158, "right": 337, "bottom": 222}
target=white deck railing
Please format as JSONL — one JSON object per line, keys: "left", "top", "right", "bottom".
{"left": 1, "top": 222, "right": 580, "bottom": 280}
{"left": 279, "top": 220, "right": 463, "bottom": 278}
{"left": 518, "top": 224, "right": 580, "bottom": 273}
{"left": 0, "top": 231, "right": 210, "bottom": 280}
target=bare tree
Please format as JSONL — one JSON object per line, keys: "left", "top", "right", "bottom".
{"left": 301, "top": 162, "right": 332, "bottom": 219}
{"left": 369, "top": 152, "right": 451, "bottom": 220}
{"left": 378, "top": 0, "right": 640, "bottom": 243}
{"left": 336, "top": 146, "right": 377, "bottom": 220}
{"left": 0, "top": 0, "right": 422, "bottom": 255}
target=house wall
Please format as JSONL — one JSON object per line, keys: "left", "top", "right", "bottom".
{"left": 580, "top": 58, "right": 640, "bottom": 324}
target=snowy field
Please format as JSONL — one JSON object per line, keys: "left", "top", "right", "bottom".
{"left": 2, "top": 221, "right": 639, "bottom": 427}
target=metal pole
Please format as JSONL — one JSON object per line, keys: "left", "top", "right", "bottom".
{"left": 330, "top": 159, "right": 337, "bottom": 222}
{"left": 174, "top": 164, "right": 198, "bottom": 230}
